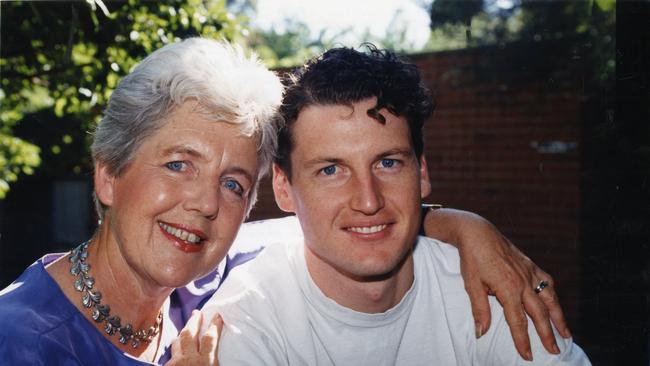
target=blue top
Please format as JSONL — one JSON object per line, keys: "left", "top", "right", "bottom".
{"left": 0, "top": 216, "right": 297, "bottom": 365}
{"left": 0, "top": 250, "right": 262, "bottom": 365}
{"left": 0, "top": 255, "right": 154, "bottom": 365}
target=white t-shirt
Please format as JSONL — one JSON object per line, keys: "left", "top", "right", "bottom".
{"left": 203, "top": 236, "right": 591, "bottom": 365}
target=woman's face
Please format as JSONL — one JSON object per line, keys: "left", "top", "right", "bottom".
{"left": 96, "top": 101, "right": 259, "bottom": 288}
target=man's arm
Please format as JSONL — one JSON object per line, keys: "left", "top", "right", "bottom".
{"left": 422, "top": 207, "right": 571, "bottom": 360}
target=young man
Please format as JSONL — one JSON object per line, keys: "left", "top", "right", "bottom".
{"left": 201, "top": 46, "right": 590, "bottom": 365}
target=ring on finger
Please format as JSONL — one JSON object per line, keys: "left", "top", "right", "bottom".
{"left": 534, "top": 280, "right": 550, "bottom": 294}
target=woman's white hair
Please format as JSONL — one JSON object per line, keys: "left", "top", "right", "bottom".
{"left": 91, "top": 38, "right": 283, "bottom": 217}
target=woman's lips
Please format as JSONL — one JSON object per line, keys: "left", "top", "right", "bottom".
{"left": 158, "top": 221, "right": 207, "bottom": 253}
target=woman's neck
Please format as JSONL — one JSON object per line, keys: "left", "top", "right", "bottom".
{"left": 90, "top": 224, "right": 172, "bottom": 327}
{"left": 46, "top": 222, "right": 173, "bottom": 360}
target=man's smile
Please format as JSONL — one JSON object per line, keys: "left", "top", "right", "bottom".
{"left": 345, "top": 224, "right": 388, "bottom": 234}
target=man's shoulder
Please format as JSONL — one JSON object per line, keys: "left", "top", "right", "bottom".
{"left": 229, "top": 216, "right": 301, "bottom": 254}
{"left": 206, "top": 238, "right": 302, "bottom": 317}
{"left": 222, "top": 238, "right": 297, "bottom": 289}
{"left": 413, "top": 236, "right": 463, "bottom": 276}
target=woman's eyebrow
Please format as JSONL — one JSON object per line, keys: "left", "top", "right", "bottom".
{"left": 160, "top": 145, "right": 204, "bottom": 159}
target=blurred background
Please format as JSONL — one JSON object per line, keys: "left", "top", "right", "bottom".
{"left": 1, "top": 0, "right": 646, "bottom": 364}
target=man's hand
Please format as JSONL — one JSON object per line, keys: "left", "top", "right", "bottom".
{"left": 167, "top": 310, "right": 223, "bottom": 366}
{"left": 422, "top": 208, "right": 571, "bottom": 361}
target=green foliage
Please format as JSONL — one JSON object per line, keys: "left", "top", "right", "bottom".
{"left": 247, "top": 13, "right": 423, "bottom": 68}
{"left": 248, "top": 19, "right": 324, "bottom": 68}
{"left": 246, "top": 19, "right": 354, "bottom": 68}
{"left": 425, "top": 0, "right": 615, "bottom": 90}
{"left": 430, "top": 0, "right": 483, "bottom": 27}
{"left": 1, "top": 0, "right": 248, "bottom": 197}
{"left": 426, "top": 0, "right": 615, "bottom": 54}
{"left": 0, "top": 133, "right": 40, "bottom": 198}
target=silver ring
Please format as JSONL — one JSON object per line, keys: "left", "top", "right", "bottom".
{"left": 534, "top": 280, "right": 549, "bottom": 294}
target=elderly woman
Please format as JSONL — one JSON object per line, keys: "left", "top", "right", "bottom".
{"left": 0, "top": 38, "right": 566, "bottom": 365}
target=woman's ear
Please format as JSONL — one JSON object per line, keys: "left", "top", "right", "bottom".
{"left": 272, "top": 163, "right": 296, "bottom": 213}
{"left": 94, "top": 161, "right": 115, "bottom": 207}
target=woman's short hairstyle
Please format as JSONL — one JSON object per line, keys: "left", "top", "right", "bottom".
{"left": 91, "top": 38, "right": 283, "bottom": 218}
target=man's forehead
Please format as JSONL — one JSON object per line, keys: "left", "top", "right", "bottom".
{"left": 290, "top": 103, "right": 413, "bottom": 157}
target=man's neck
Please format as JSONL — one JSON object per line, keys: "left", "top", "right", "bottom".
{"left": 304, "top": 245, "right": 415, "bottom": 314}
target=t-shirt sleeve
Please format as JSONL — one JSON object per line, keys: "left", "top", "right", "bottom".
{"left": 201, "top": 269, "right": 289, "bottom": 365}
{"left": 217, "top": 319, "right": 287, "bottom": 366}
{"left": 476, "top": 299, "right": 592, "bottom": 365}
{"left": 425, "top": 239, "right": 591, "bottom": 366}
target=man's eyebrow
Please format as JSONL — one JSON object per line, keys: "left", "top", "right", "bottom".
{"left": 376, "top": 148, "right": 415, "bottom": 159}
{"left": 303, "top": 148, "right": 415, "bottom": 167}
{"left": 303, "top": 157, "right": 345, "bottom": 167}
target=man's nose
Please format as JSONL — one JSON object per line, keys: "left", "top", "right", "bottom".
{"left": 350, "top": 173, "right": 384, "bottom": 215}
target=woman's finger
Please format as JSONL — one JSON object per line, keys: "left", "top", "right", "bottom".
{"left": 200, "top": 314, "right": 223, "bottom": 354}
{"left": 179, "top": 310, "right": 203, "bottom": 351}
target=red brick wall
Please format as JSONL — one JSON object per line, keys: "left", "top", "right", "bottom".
{"left": 249, "top": 44, "right": 583, "bottom": 329}
{"left": 413, "top": 46, "right": 582, "bottom": 328}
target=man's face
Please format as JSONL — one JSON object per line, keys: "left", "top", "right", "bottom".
{"left": 273, "top": 98, "right": 431, "bottom": 281}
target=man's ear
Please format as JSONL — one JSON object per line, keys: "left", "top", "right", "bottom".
{"left": 94, "top": 161, "right": 115, "bottom": 207}
{"left": 272, "top": 163, "right": 296, "bottom": 213}
{"left": 419, "top": 155, "right": 431, "bottom": 199}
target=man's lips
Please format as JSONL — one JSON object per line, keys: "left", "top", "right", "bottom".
{"left": 158, "top": 221, "right": 207, "bottom": 251}
{"left": 345, "top": 224, "right": 388, "bottom": 234}
{"left": 342, "top": 220, "right": 394, "bottom": 238}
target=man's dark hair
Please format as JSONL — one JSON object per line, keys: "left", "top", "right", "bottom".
{"left": 275, "top": 44, "right": 435, "bottom": 178}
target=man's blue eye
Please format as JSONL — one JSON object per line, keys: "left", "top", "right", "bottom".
{"left": 224, "top": 179, "right": 243, "bottom": 194}
{"left": 166, "top": 161, "right": 185, "bottom": 171}
{"left": 322, "top": 165, "right": 337, "bottom": 175}
{"left": 380, "top": 159, "right": 395, "bottom": 168}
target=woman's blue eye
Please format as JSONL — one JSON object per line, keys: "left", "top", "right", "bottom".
{"left": 166, "top": 161, "right": 185, "bottom": 171}
{"left": 224, "top": 179, "right": 243, "bottom": 195}
{"left": 322, "top": 165, "right": 337, "bottom": 175}
{"left": 380, "top": 159, "right": 395, "bottom": 168}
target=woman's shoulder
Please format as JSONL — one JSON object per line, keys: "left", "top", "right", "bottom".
{"left": 0, "top": 256, "right": 77, "bottom": 336}
{"left": 0, "top": 258, "right": 153, "bottom": 364}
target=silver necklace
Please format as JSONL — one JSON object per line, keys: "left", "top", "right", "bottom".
{"left": 69, "top": 241, "right": 162, "bottom": 349}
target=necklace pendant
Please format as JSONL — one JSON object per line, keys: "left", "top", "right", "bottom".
{"left": 74, "top": 278, "right": 85, "bottom": 292}
{"left": 70, "top": 241, "right": 161, "bottom": 350}
{"left": 82, "top": 292, "right": 92, "bottom": 308}
{"left": 119, "top": 324, "right": 133, "bottom": 345}
{"left": 70, "top": 246, "right": 81, "bottom": 262}
{"left": 105, "top": 315, "right": 121, "bottom": 335}
{"left": 92, "top": 304, "right": 110, "bottom": 322}
{"left": 79, "top": 262, "right": 90, "bottom": 273}
{"left": 89, "top": 290, "right": 102, "bottom": 303}
{"left": 84, "top": 276, "right": 95, "bottom": 289}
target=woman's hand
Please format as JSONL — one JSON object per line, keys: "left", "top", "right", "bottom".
{"left": 167, "top": 310, "right": 223, "bottom": 366}
{"left": 422, "top": 208, "right": 571, "bottom": 361}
